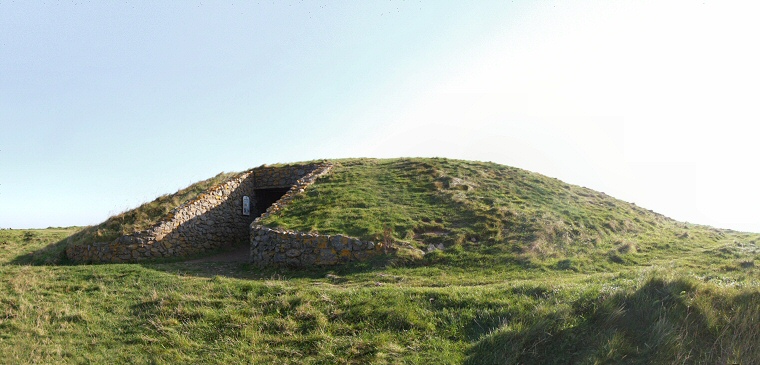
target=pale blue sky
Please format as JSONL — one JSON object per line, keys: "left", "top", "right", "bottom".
{"left": 2, "top": 1, "right": 759, "bottom": 232}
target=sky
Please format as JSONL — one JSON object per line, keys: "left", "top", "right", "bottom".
{"left": 1, "top": 1, "right": 759, "bottom": 232}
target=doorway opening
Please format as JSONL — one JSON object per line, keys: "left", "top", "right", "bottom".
{"left": 254, "top": 188, "right": 291, "bottom": 216}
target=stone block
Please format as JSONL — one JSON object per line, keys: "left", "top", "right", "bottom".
{"left": 286, "top": 249, "right": 301, "bottom": 257}
{"left": 350, "top": 239, "right": 363, "bottom": 251}
{"left": 317, "top": 236, "right": 328, "bottom": 249}
{"left": 332, "top": 235, "right": 344, "bottom": 250}
{"left": 319, "top": 249, "right": 337, "bottom": 264}
{"left": 301, "top": 254, "right": 316, "bottom": 265}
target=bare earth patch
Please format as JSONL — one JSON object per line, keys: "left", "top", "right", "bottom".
{"left": 185, "top": 245, "right": 250, "bottom": 263}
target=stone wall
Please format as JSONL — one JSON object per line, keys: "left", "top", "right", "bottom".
{"left": 250, "top": 163, "right": 333, "bottom": 225}
{"left": 250, "top": 225, "right": 391, "bottom": 267}
{"left": 252, "top": 165, "right": 318, "bottom": 188}
{"left": 247, "top": 163, "right": 395, "bottom": 267}
{"left": 66, "top": 162, "right": 331, "bottom": 263}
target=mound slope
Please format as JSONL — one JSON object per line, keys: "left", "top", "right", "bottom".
{"left": 5, "top": 158, "right": 759, "bottom": 364}
{"left": 64, "top": 157, "right": 732, "bottom": 269}
{"left": 261, "top": 158, "right": 724, "bottom": 268}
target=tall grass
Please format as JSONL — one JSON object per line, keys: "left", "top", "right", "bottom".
{"left": 1, "top": 227, "right": 757, "bottom": 364}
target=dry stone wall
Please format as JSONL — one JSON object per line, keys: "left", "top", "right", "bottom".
{"left": 250, "top": 163, "right": 333, "bottom": 224}
{"left": 248, "top": 164, "right": 394, "bottom": 267}
{"left": 250, "top": 226, "right": 390, "bottom": 267}
{"left": 66, "top": 162, "right": 331, "bottom": 263}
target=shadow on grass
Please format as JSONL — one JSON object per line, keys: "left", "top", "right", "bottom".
{"left": 140, "top": 252, "right": 393, "bottom": 281}
{"left": 464, "top": 277, "right": 760, "bottom": 365}
{"left": 8, "top": 237, "right": 73, "bottom": 266}
{"left": 7, "top": 235, "right": 255, "bottom": 268}
{"left": 8, "top": 232, "right": 393, "bottom": 282}
{"left": 9, "top": 234, "right": 527, "bottom": 283}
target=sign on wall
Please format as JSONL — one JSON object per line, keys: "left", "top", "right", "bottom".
{"left": 242, "top": 196, "right": 251, "bottom": 216}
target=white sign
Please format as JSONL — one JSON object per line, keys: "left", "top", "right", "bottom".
{"left": 242, "top": 196, "right": 251, "bottom": 216}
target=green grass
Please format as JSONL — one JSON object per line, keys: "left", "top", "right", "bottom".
{"left": 260, "top": 158, "right": 731, "bottom": 271}
{"left": 2, "top": 228, "right": 758, "bottom": 364}
{"left": 1, "top": 157, "right": 759, "bottom": 364}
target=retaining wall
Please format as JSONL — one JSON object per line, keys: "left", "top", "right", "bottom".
{"left": 250, "top": 226, "right": 390, "bottom": 267}
{"left": 66, "top": 162, "right": 331, "bottom": 263}
{"left": 247, "top": 163, "right": 393, "bottom": 267}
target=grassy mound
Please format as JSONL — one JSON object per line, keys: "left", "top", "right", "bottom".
{"left": 261, "top": 158, "right": 724, "bottom": 270}
{"left": 3, "top": 157, "right": 757, "bottom": 363}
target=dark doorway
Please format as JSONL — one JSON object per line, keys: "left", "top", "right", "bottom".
{"left": 254, "top": 188, "right": 291, "bottom": 216}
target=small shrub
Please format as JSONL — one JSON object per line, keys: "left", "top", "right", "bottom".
{"left": 22, "top": 231, "right": 36, "bottom": 242}
{"left": 616, "top": 241, "right": 637, "bottom": 254}
{"left": 607, "top": 252, "right": 624, "bottom": 264}
{"left": 739, "top": 260, "right": 755, "bottom": 269}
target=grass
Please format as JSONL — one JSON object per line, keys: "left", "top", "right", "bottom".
{"left": 1, "top": 227, "right": 759, "bottom": 364}
{"left": 1, "top": 157, "right": 759, "bottom": 363}
{"left": 260, "top": 158, "right": 730, "bottom": 271}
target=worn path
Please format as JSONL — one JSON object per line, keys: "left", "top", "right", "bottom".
{"left": 185, "top": 245, "right": 249, "bottom": 263}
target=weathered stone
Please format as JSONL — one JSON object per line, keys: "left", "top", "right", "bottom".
{"left": 317, "top": 236, "right": 328, "bottom": 249}
{"left": 286, "top": 249, "right": 301, "bottom": 257}
{"left": 332, "top": 235, "right": 345, "bottom": 250}
{"left": 350, "top": 239, "right": 363, "bottom": 251}
{"left": 301, "top": 254, "right": 316, "bottom": 265}
{"left": 319, "top": 249, "right": 337, "bottom": 264}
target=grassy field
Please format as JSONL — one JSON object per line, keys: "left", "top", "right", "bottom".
{"left": 1, "top": 158, "right": 759, "bottom": 364}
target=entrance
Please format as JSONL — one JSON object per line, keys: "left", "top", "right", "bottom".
{"left": 254, "top": 188, "right": 291, "bottom": 216}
